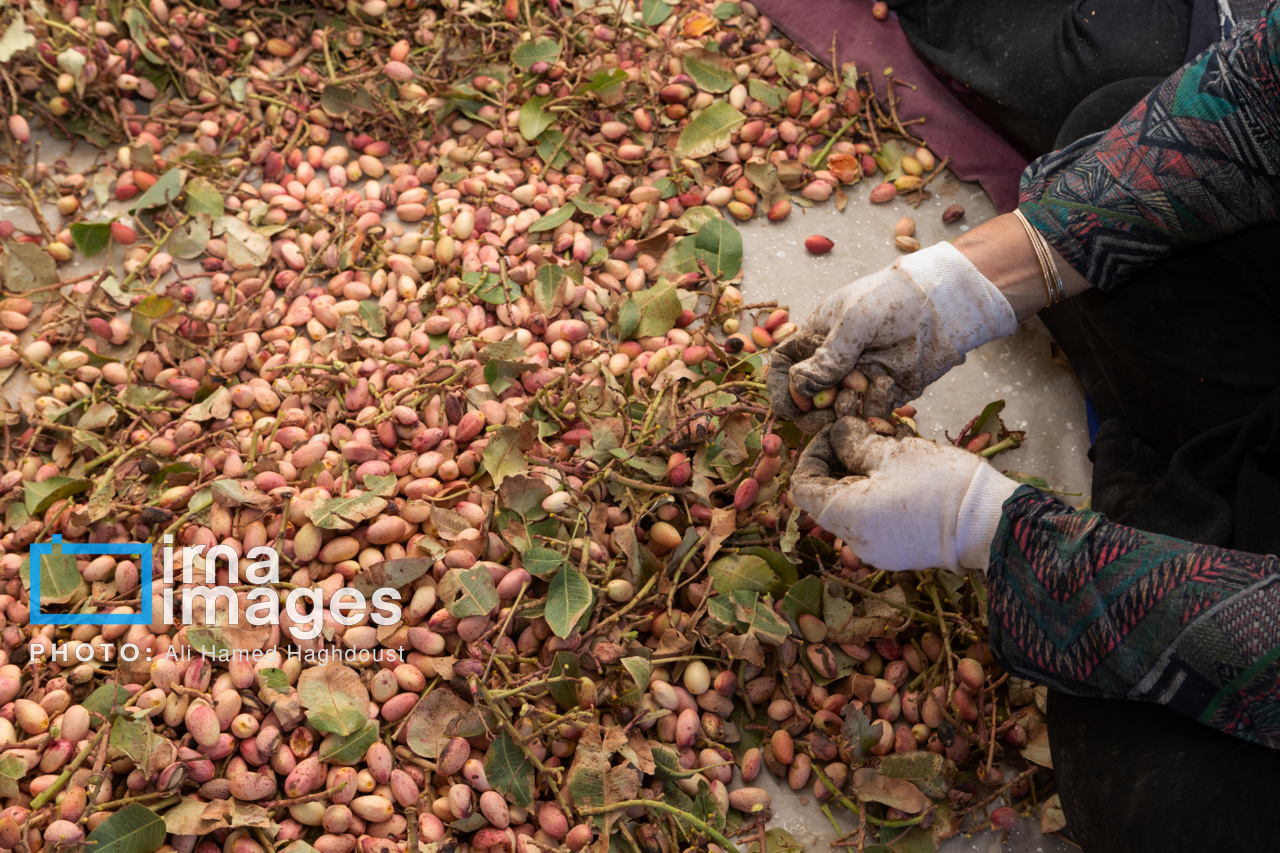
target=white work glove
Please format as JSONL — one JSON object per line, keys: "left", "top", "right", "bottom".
{"left": 769, "top": 243, "right": 1017, "bottom": 432}
{"left": 792, "top": 417, "right": 1021, "bottom": 573}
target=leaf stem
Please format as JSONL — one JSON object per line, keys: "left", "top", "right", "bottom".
{"left": 578, "top": 799, "right": 739, "bottom": 853}
{"left": 29, "top": 725, "right": 107, "bottom": 809}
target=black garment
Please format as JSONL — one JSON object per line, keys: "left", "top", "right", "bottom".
{"left": 1036, "top": 84, "right": 1280, "bottom": 852}
{"left": 884, "top": 0, "right": 1197, "bottom": 153}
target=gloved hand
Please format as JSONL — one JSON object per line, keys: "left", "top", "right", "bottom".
{"left": 769, "top": 242, "right": 1017, "bottom": 426}
{"left": 791, "top": 416, "right": 1021, "bottom": 573}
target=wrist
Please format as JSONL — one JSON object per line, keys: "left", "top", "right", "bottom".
{"left": 955, "top": 464, "right": 1022, "bottom": 572}
{"left": 952, "top": 213, "right": 1092, "bottom": 323}
{"left": 899, "top": 242, "right": 1018, "bottom": 355}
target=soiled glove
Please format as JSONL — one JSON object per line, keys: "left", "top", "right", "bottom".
{"left": 792, "top": 417, "right": 1020, "bottom": 573}
{"left": 770, "top": 243, "right": 1017, "bottom": 425}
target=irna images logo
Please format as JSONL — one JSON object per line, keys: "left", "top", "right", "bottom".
{"left": 30, "top": 535, "right": 154, "bottom": 626}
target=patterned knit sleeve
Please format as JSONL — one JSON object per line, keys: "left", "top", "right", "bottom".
{"left": 1017, "top": 4, "right": 1280, "bottom": 291}
{"left": 986, "top": 486, "right": 1280, "bottom": 749}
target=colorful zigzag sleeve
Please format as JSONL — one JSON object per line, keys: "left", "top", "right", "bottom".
{"left": 987, "top": 486, "right": 1280, "bottom": 749}
{"left": 1018, "top": 4, "right": 1280, "bottom": 290}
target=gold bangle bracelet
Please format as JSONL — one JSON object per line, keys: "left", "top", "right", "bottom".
{"left": 1013, "top": 209, "right": 1062, "bottom": 307}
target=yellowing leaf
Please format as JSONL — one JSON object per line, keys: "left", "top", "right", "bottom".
{"left": 682, "top": 11, "right": 717, "bottom": 36}
{"left": 298, "top": 663, "right": 369, "bottom": 736}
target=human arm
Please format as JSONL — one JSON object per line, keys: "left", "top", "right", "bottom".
{"left": 775, "top": 6, "right": 1280, "bottom": 411}
{"left": 1018, "top": 5, "right": 1280, "bottom": 289}
{"left": 988, "top": 486, "right": 1280, "bottom": 750}
{"left": 791, "top": 417, "right": 1280, "bottom": 749}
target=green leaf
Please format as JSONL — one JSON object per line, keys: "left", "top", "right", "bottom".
{"left": 320, "top": 84, "right": 376, "bottom": 116}
{"left": 737, "top": 545, "right": 799, "bottom": 589}
{"left": 693, "top": 219, "right": 743, "bottom": 279}
{"left": 731, "top": 590, "right": 790, "bottom": 646}
{"left": 535, "top": 128, "right": 570, "bottom": 170}
{"left": 528, "top": 204, "right": 575, "bottom": 233}
{"left": 471, "top": 271, "right": 521, "bottom": 305}
{"left": 712, "top": 2, "right": 739, "bottom": 19}
{"left": 570, "top": 196, "right": 611, "bottom": 218}
{"left": 84, "top": 804, "right": 166, "bottom": 853}
{"left": 840, "top": 705, "right": 883, "bottom": 762}
{"left": 180, "top": 387, "right": 231, "bottom": 424}
{"left": 132, "top": 294, "right": 175, "bottom": 319}
{"left": 780, "top": 575, "right": 824, "bottom": 626}
{"left": 351, "top": 557, "right": 433, "bottom": 598}
{"left": 108, "top": 718, "right": 175, "bottom": 778}
{"left": 531, "top": 262, "right": 566, "bottom": 316}
{"left": 358, "top": 300, "right": 386, "bottom": 336}
{"left": 518, "top": 95, "right": 555, "bottom": 142}
{"left": 37, "top": 552, "right": 83, "bottom": 606}
{"left": 621, "top": 656, "right": 652, "bottom": 693}
{"left": 25, "top": 476, "right": 90, "bottom": 515}
{"left": 683, "top": 49, "right": 736, "bottom": 93}
{"left": 613, "top": 280, "right": 682, "bottom": 340}
{"left": 616, "top": 298, "right": 641, "bottom": 341}
{"left": 675, "top": 103, "right": 745, "bottom": 159}
{"left": 2, "top": 240, "right": 59, "bottom": 293}
{"left": 0, "top": 755, "right": 24, "bottom": 799}
{"left": 70, "top": 222, "right": 112, "bottom": 258}
{"left": 877, "top": 751, "right": 949, "bottom": 799}
{"left": 437, "top": 566, "right": 499, "bottom": 619}
{"left": 258, "top": 668, "right": 291, "bottom": 693}
{"left": 128, "top": 169, "right": 185, "bottom": 213}
{"left": 318, "top": 719, "right": 379, "bottom": 765}
{"left": 708, "top": 554, "right": 777, "bottom": 595}
{"left": 484, "top": 358, "right": 532, "bottom": 396}
{"left": 82, "top": 684, "right": 130, "bottom": 720}
{"left": 306, "top": 491, "right": 388, "bottom": 531}
{"left": 298, "top": 664, "right": 370, "bottom": 736}
{"left": 484, "top": 734, "right": 536, "bottom": 809}
{"left": 580, "top": 68, "right": 628, "bottom": 97}
{"left": 546, "top": 565, "right": 593, "bottom": 638}
{"left": 512, "top": 38, "right": 560, "bottom": 70}
{"left": 185, "top": 177, "right": 224, "bottom": 217}
{"left": 641, "top": 0, "right": 673, "bottom": 26}
{"left": 748, "top": 79, "right": 787, "bottom": 110}
{"left": 522, "top": 545, "right": 566, "bottom": 579}
{"left": 483, "top": 423, "right": 534, "bottom": 487}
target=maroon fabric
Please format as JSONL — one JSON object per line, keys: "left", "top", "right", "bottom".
{"left": 753, "top": 0, "right": 1028, "bottom": 212}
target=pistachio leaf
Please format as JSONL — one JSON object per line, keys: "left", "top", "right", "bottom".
{"left": 128, "top": 168, "right": 186, "bottom": 213}
{"left": 85, "top": 803, "right": 167, "bottom": 853}
{"left": 437, "top": 566, "right": 499, "bottom": 619}
{"left": 484, "top": 734, "right": 536, "bottom": 809}
{"left": 185, "top": 177, "right": 224, "bottom": 217}
{"left": 511, "top": 38, "right": 560, "bottom": 70}
{"left": 683, "top": 49, "right": 735, "bottom": 93}
{"left": 850, "top": 768, "right": 930, "bottom": 814}
{"left": 518, "top": 94, "right": 555, "bottom": 141}
{"left": 546, "top": 565, "right": 593, "bottom": 638}
{"left": 306, "top": 491, "right": 388, "bottom": 530}
{"left": 708, "top": 553, "right": 776, "bottom": 595}
{"left": 24, "top": 476, "right": 90, "bottom": 515}
{"left": 2, "top": 240, "right": 59, "bottom": 293}
{"left": 69, "top": 222, "right": 112, "bottom": 258}
{"left": 693, "top": 219, "right": 743, "bottom": 279}
{"left": 298, "top": 663, "right": 370, "bottom": 736}
{"left": 528, "top": 204, "right": 575, "bottom": 233}
{"left": 674, "top": 103, "right": 745, "bottom": 160}
{"left": 318, "top": 719, "right": 379, "bottom": 765}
